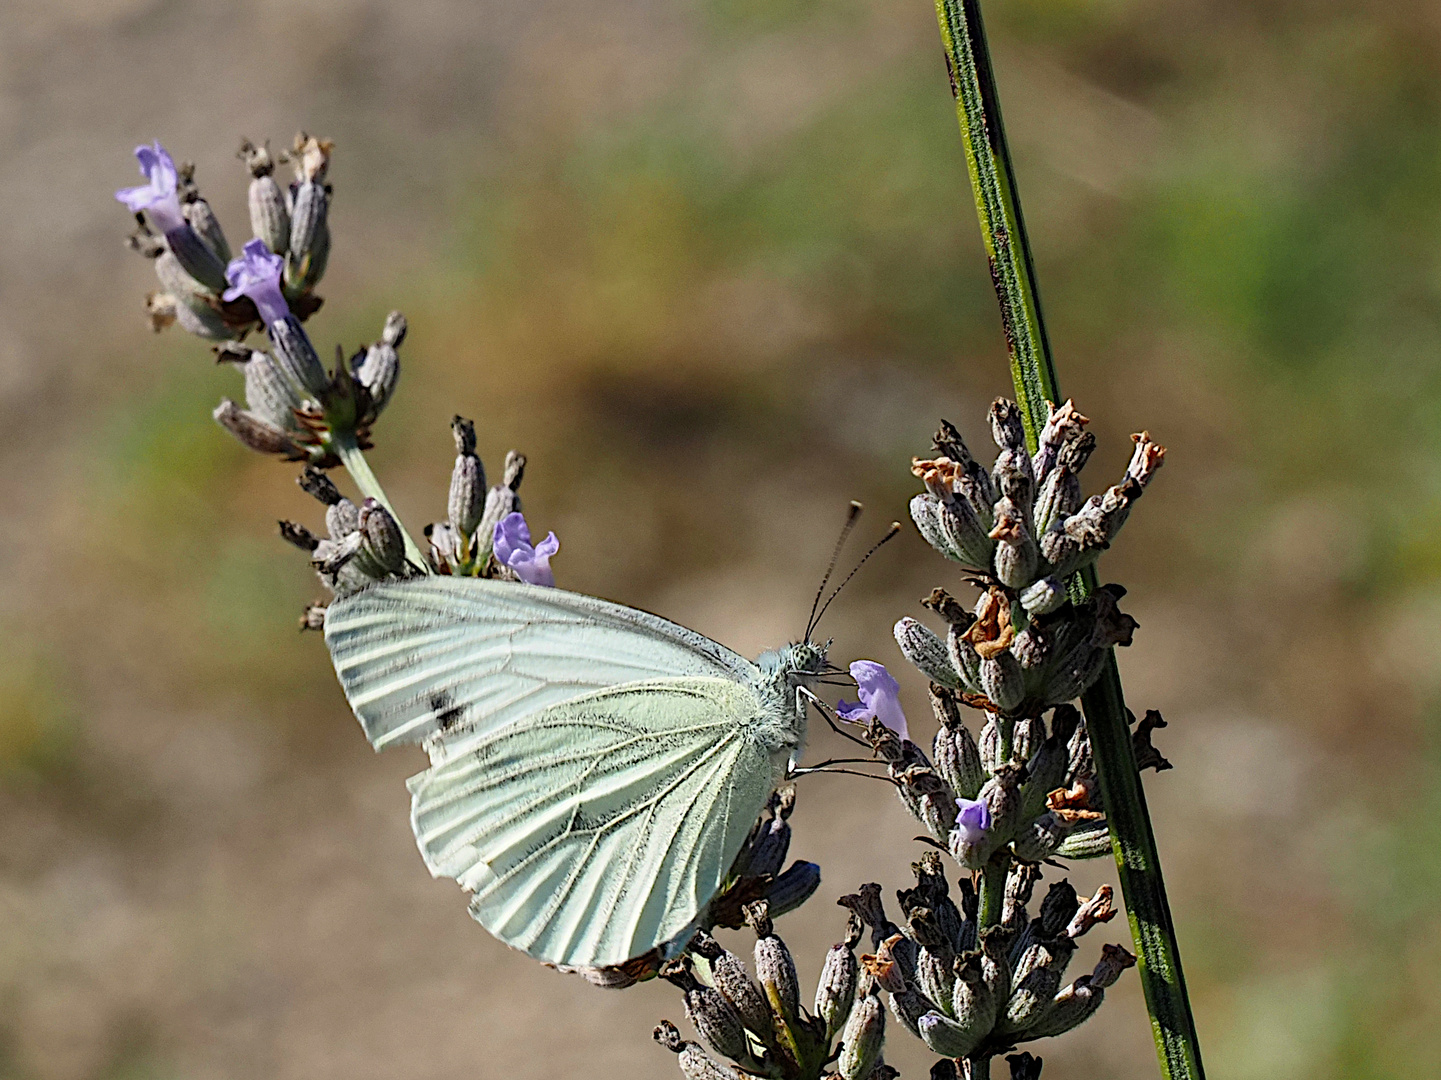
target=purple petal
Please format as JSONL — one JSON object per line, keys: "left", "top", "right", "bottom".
{"left": 115, "top": 142, "right": 185, "bottom": 232}
{"left": 848, "top": 659, "right": 908, "bottom": 741}
{"left": 492, "top": 511, "right": 531, "bottom": 566}
{"left": 222, "top": 239, "right": 289, "bottom": 324}
{"left": 533, "top": 531, "right": 560, "bottom": 560}
{"left": 955, "top": 798, "right": 992, "bottom": 845}
{"left": 835, "top": 699, "right": 871, "bottom": 723}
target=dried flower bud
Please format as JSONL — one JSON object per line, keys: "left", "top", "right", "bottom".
{"left": 653, "top": 1021, "right": 743, "bottom": 1080}
{"left": 917, "top": 1008, "right": 985, "bottom": 1059}
{"left": 909, "top": 489, "right": 993, "bottom": 569}
{"left": 949, "top": 952, "right": 996, "bottom": 1040}
{"left": 1024, "top": 977, "right": 1103, "bottom": 1040}
{"left": 1090, "top": 943, "right": 1135, "bottom": 987}
{"left": 297, "top": 465, "right": 342, "bottom": 506}
{"left": 448, "top": 416, "right": 486, "bottom": 538}
{"left": 1001, "top": 962, "right": 1062, "bottom": 1035}
{"left": 815, "top": 914, "right": 862, "bottom": 1040}
{"left": 1007, "top": 1051, "right": 1044, "bottom": 1080}
{"left": 683, "top": 986, "right": 750, "bottom": 1063}
{"left": 327, "top": 498, "right": 361, "bottom": 541}
{"left": 266, "top": 315, "right": 329, "bottom": 400}
{"left": 895, "top": 617, "right": 961, "bottom": 689}
{"left": 184, "top": 196, "right": 231, "bottom": 265}
{"left": 747, "top": 903, "right": 799, "bottom": 1024}
{"left": 1038, "top": 881, "right": 1080, "bottom": 937}
{"left": 359, "top": 498, "right": 406, "bottom": 575}
{"left": 213, "top": 398, "right": 304, "bottom": 458}
{"left": 989, "top": 398, "right": 1027, "bottom": 451}
{"left": 931, "top": 689, "right": 985, "bottom": 799}
{"left": 279, "top": 521, "right": 320, "bottom": 551}
{"left": 700, "top": 940, "right": 772, "bottom": 1039}
{"left": 838, "top": 989, "right": 885, "bottom": 1080}
{"left": 353, "top": 312, "right": 405, "bottom": 416}
{"left": 1032, "top": 399, "right": 1089, "bottom": 484}
{"left": 241, "top": 139, "right": 291, "bottom": 256}
{"left": 989, "top": 498, "right": 1038, "bottom": 589}
{"left": 742, "top": 788, "right": 794, "bottom": 879}
{"left": 474, "top": 451, "right": 526, "bottom": 564}
{"left": 980, "top": 651, "right": 1026, "bottom": 713}
{"left": 287, "top": 166, "right": 329, "bottom": 287}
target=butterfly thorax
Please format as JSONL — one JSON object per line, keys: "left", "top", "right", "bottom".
{"left": 752, "top": 641, "right": 827, "bottom": 757}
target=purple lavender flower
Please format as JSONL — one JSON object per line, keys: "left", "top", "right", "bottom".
{"left": 223, "top": 239, "right": 290, "bottom": 325}
{"left": 115, "top": 142, "right": 186, "bottom": 234}
{"left": 493, "top": 511, "right": 558, "bottom": 587}
{"left": 955, "top": 797, "right": 992, "bottom": 846}
{"left": 836, "top": 660, "right": 908, "bottom": 741}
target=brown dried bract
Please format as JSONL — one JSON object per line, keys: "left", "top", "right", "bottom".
{"left": 860, "top": 934, "right": 908, "bottom": 993}
{"left": 1047, "top": 778, "right": 1105, "bottom": 824}
{"left": 963, "top": 588, "right": 1016, "bottom": 660}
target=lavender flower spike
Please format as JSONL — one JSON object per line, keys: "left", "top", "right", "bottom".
{"left": 836, "top": 660, "right": 908, "bottom": 742}
{"left": 115, "top": 142, "right": 185, "bottom": 234}
{"left": 224, "top": 239, "right": 290, "bottom": 326}
{"left": 493, "top": 511, "right": 559, "bottom": 587}
{"left": 954, "top": 797, "right": 992, "bottom": 847}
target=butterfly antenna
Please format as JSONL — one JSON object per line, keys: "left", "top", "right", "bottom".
{"left": 810, "top": 521, "right": 902, "bottom": 633}
{"left": 805, "top": 501, "right": 863, "bottom": 642}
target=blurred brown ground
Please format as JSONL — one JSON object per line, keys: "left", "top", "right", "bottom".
{"left": 3, "top": 1, "right": 1440, "bottom": 1078}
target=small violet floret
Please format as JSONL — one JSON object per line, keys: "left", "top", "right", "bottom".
{"left": 494, "top": 511, "right": 559, "bottom": 587}
{"left": 836, "top": 660, "right": 908, "bottom": 742}
{"left": 955, "top": 798, "right": 992, "bottom": 846}
{"left": 115, "top": 142, "right": 186, "bottom": 234}
{"left": 223, "top": 239, "right": 290, "bottom": 325}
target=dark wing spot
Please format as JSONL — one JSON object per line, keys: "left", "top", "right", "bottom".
{"left": 429, "top": 691, "right": 465, "bottom": 733}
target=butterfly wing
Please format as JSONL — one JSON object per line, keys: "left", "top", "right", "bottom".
{"left": 323, "top": 577, "right": 758, "bottom": 755}
{"left": 410, "top": 676, "right": 776, "bottom": 968}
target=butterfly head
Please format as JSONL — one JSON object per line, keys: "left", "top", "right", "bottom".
{"left": 758, "top": 640, "right": 830, "bottom": 688}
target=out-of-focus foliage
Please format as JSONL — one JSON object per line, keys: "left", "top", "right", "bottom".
{"left": 3, "top": 1, "right": 1441, "bottom": 1078}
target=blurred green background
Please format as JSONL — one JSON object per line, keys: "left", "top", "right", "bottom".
{"left": 2, "top": 0, "right": 1439, "bottom": 1077}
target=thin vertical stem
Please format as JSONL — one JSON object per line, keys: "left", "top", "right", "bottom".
{"left": 331, "top": 432, "right": 430, "bottom": 572}
{"left": 932, "top": 2, "right": 1206, "bottom": 1078}
{"left": 978, "top": 850, "right": 1010, "bottom": 928}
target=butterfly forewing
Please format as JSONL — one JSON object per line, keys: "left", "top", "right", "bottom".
{"left": 324, "top": 578, "right": 757, "bottom": 753}
{"left": 410, "top": 677, "right": 775, "bottom": 967}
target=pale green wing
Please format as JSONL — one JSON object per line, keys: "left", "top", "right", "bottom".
{"left": 324, "top": 577, "right": 757, "bottom": 755}
{"left": 410, "top": 676, "right": 776, "bottom": 968}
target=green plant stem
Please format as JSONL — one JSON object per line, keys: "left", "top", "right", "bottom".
{"left": 978, "top": 850, "right": 1010, "bottom": 928}
{"left": 932, "top": 2, "right": 1206, "bottom": 1078}
{"left": 331, "top": 432, "right": 430, "bottom": 572}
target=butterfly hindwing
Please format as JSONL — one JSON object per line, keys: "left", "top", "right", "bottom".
{"left": 409, "top": 676, "right": 777, "bottom": 968}
{"left": 323, "top": 577, "right": 758, "bottom": 754}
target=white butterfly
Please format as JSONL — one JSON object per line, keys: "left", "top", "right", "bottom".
{"left": 323, "top": 576, "right": 828, "bottom": 971}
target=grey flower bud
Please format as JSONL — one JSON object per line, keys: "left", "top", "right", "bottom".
{"left": 164, "top": 223, "right": 228, "bottom": 293}
{"left": 947, "top": 624, "right": 983, "bottom": 694}
{"left": 838, "top": 990, "right": 885, "bottom": 1080}
{"left": 153, "top": 252, "right": 231, "bottom": 338}
{"left": 359, "top": 498, "right": 406, "bottom": 575}
{"left": 353, "top": 313, "right": 405, "bottom": 415}
{"left": 1033, "top": 455, "right": 1083, "bottom": 539}
{"left": 1090, "top": 943, "right": 1135, "bottom": 987}
{"left": 213, "top": 398, "right": 303, "bottom": 458}
{"left": 1024, "top": 977, "right": 1103, "bottom": 1040}
{"left": 268, "top": 316, "right": 330, "bottom": 398}
{"left": 910, "top": 492, "right": 989, "bottom": 568}
{"left": 990, "top": 498, "right": 1038, "bottom": 589}
{"left": 932, "top": 1059, "right": 961, "bottom": 1080}
{"left": 184, "top": 196, "right": 231, "bottom": 264}
{"left": 914, "top": 948, "right": 955, "bottom": 1017}
{"left": 683, "top": 987, "right": 750, "bottom": 1062}
{"left": 1011, "top": 716, "right": 1041, "bottom": 764}
{"left": 1000, "top": 962, "right": 1062, "bottom": 1035}
{"left": 1054, "top": 821, "right": 1111, "bottom": 860}
{"left": 243, "top": 140, "right": 291, "bottom": 256}
{"left": 815, "top": 915, "right": 862, "bottom": 1040}
{"left": 917, "top": 1008, "right": 985, "bottom": 1059}
{"left": 744, "top": 789, "right": 794, "bottom": 879}
{"left": 1019, "top": 575, "right": 1067, "bottom": 616}
{"left": 895, "top": 617, "right": 962, "bottom": 689}
{"left": 1020, "top": 729, "right": 1069, "bottom": 821}
{"left": 980, "top": 651, "right": 1026, "bottom": 713}
{"left": 1011, "top": 813, "right": 1067, "bottom": 863}
{"left": 931, "top": 696, "right": 984, "bottom": 800}
{"left": 748, "top": 904, "right": 799, "bottom": 1024}
{"left": 326, "top": 498, "right": 361, "bottom": 541}
{"left": 703, "top": 944, "right": 772, "bottom": 1040}
{"left": 949, "top": 952, "right": 996, "bottom": 1042}
{"left": 654, "top": 1021, "right": 742, "bottom": 1080}
{"left": 217, "top": 346, "right": 304, "bottom": 433}
{"left": 287, "top": 180, "right": 329, "bottom": 284}
{"left": 448, "top": 417, "right": 486, "bottom": 538}
{"left": 989, "top": 398, "right": 1027, "bottom": 450}
{"left": 763, "top": 860, "right": 820, "bottom": 918}
{"left": 474, "top": 451, "right": 526, "bottom": 564}
{"left": 1002, "top": 862, "right": 1042, "bottom": 930}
